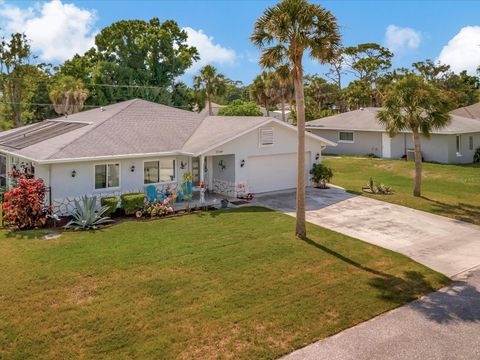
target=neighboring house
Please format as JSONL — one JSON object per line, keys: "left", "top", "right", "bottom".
{"left": 306, "top": 106, "right": 480, "bottom": 164}
{"left": 0, "top": 99, "right": 335, "bottom": 215}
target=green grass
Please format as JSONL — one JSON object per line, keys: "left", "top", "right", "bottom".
{"left": 323, "top": 156, "right": 480, "bottom": 225}
{"left": 0, "top": 207, "right": 448, "bottom": 359}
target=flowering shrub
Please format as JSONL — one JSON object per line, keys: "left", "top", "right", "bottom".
{"left": 2, "top": 177, "right": 48, "bottom": 229}
{"left": 143, "top": 197, "right": 174, "bottom": 218}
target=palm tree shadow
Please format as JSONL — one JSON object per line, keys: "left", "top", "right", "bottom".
{"left": 408, "top": 277, "right": 480, "bottom": 323}
{"left": 300, "top": 237, "right": 480, "bottom": 324}
{"left": 420, "top": 196, "right": 480, "bottom": 224}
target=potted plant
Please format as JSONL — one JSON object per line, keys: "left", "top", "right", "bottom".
{"left": 309, "top": 163, "right": 333, "bottom": 189}
{"left": 220, "top": 198, "right": 229, "bottom": 208}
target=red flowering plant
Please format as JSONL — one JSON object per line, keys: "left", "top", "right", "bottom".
{"left": 2, "top": 177, "right": 49, "bottom": 229}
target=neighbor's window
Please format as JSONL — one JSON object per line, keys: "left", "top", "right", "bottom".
{"left": 95, "top": 163, "right": 119, "bottom": 189}
{"left": 469, "top": 136, "right": 474, "bottom": 150}
{"left": 259, "top": 127, "right": 274, "bottom": 146}
{"left": 456, "top": 135, "right": 461, "bottom": 153}
{"left": 144, "top": 159, "right": 176, "bottom": 184}
{"left": 339, "top": 131, "right": 354, "bottom": 142}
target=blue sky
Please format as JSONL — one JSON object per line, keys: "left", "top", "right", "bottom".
{"left": 1, "top": 0, "right": 479, "bottom": 86}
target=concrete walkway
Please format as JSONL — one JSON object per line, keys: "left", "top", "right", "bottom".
{"left": 254, "top": 187, "right": 480, "bottom": 277}
{"left": 254, "top": 187, "right": 480, "bottom": 359}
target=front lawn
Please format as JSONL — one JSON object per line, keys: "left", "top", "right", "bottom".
{"left": 323, "top": 156, "right": 480, "bottom": 225}
{"left": 0, "top": 208, "right": 448, "bottom": 359}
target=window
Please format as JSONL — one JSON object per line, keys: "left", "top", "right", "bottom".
{"left": 469, "top": 136, "right": 474, "bottom": 150}
{"left": 95, "top": 163, "right": 119, "bottom": 189}
{"left": 259, "top": 128, "right": 274, "bottom": 146}
{"left": 456, "top": 135, "right": 461, "bottom": 154}
{"left": 0, "top": 155, "right": 6, "bottom": 187}
{"left": 144, "top": 159, "right": 176, "bottom": 184}
{"left": 339, "top": 131, "right": 354, "bottom": 143}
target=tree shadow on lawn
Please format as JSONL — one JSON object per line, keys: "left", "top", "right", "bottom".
{"left": 420, "top": 196, "right": 480, "bottom": 224}
{"left": 300, "top": 237, "right": 480, "bottom": 324}
{"left": 195, "top": 205, "right": 275, "bottom": 218}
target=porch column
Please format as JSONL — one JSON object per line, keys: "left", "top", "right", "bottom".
{"left": 199, "top": 155, "right": 205, "bottom": 184}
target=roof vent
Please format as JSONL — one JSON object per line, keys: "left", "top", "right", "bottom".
{"left": 359, "top": 107, "right": 364, "bottom": 111}
{"left": 100, "top": 107, "right": 106, "bottom": 112}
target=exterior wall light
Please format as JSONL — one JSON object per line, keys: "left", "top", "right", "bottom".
{"left": 71, "top": 170, "right": 77, "bottom": 178}
{"left": 180, "top": 161, "right": 187, "bottom": 169}
{"left": 240, "top": 159, "right": 245, "bottom": 167}
{"left": 130, "top": 165, "right": 135, "bottom": 172}
{"left": 315, "top": 153, "right": 320, "bottom": 161}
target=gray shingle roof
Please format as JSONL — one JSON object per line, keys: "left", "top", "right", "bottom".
{"left": 0, "top": 99, "right": 333, "bottom": 163}
{"left": 450, "top": 102, "right": 480, "bottom": 120}
{"left": 306, "top": 107, "right": 480, "bottom": 135}
{"left": 183, "top": 116, "right": 272, "bottom": 155}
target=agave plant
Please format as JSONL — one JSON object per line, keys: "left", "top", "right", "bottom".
{"left": 64, "top": 195, "right": 112, "bottom": 230}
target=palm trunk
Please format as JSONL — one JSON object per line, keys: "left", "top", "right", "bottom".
{"left": 412, "top": 130, "right": 422, "bottom": 197}
{"left": 281, "top": 96, "right": 286, "bottom": 122}
{"left": 294, "top": 65, "right": 306, "bottom": 239}
{"left": 208, "top": 95, "right": 213, "bottom": 116}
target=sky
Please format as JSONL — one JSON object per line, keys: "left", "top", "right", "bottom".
{"left": 0, "top": 0, "right": 479, "bottom": 86}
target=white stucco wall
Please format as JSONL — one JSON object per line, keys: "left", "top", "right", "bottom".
{"left": 48, "top": 155, "right": 190, "bottom": 214}
{"left": 203, "top": 122, "right": 323, "bottom": 189}
{"left": 309, "top": 129, "right": 382, "bottom": 157}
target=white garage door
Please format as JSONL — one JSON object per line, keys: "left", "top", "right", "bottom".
{"left": 247, "top": 152, "right": 310, "bottom": 193}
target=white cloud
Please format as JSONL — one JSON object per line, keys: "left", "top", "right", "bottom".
{"left": 0, "top": 0, "right": 97, "bottom": 62}
{"left": 437, "top": 26, "right": 480, "bottom": 74}
{"left": 385, "top": 25, "right": 421, "bottom": 52}
{"left": 183, "top": 27, "right": 236, "bottom": 73}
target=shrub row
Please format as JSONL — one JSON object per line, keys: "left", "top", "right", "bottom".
{"left": 100, "top": 193, "right": 145, "bottom": 216}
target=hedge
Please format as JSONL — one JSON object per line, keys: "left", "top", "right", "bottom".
{"left": 100, "top": 196, "right": 119, "bottom": 217}
{"left": 120, "top": 193, "right": 145, "bottom": 215}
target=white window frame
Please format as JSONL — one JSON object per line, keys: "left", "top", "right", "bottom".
{"left": 259, "top": 127, "right": 274, "bottom": 147}
{"left": 338, "top": 131, "right": 355, "bottom": 143}
{"left": 94, "top": 162, "right": 121, "bottom": 191}
{"left": 142, "top": 158, "right": 176, "bottom": 185}
{"left": 469, "top": 135, "right": 474, "bottom": 151}
{"left": 456, "top": 135, "right": 462, "bottom": 156}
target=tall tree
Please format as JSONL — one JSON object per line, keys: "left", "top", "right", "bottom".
{"left": 251, "top": 0, "right": 340, "bottom": 238}
{"left": 326, "top": 47, "right": 346, "bottom": 88}
{"left": 275, "top": 65, "right": 295, "bottom": 122}
{"left": 0, "top": 33, "right": 33, "bottom": 127}
{"left": 249, "top": 71, "right": 277, "bottom": 116}
{"left": 344, "top": 43, "right": 393, "bottom": 107}
{"left": 377, "top": 74, "right": 450, "bottom": 197}
{"left": 193, "top": 65, "right": 228, "bottom": 115}
{"left": 57, "top": 18, "right": 199, "bottom": 107}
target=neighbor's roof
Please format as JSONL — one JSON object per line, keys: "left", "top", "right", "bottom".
{"left": 450, "top": 102, "right": 480, "bottom": 120}
{"left": 0, "top": 99, "right": 334, "bottom": 163}
{"left": 306, "top": 107, "right": 480, "bottom": 135}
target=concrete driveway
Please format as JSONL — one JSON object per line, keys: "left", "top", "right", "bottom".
{"left": 254, "top": 187, "right": 480, "bottom": 277}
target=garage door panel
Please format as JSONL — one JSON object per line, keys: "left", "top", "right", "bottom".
{"left": 247, "top": 152, "right": 310, "bottom": 193}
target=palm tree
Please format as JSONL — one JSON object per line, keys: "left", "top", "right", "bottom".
{"left": 49, "top": 75, "right": 89, "bottom": 116}
{"left": 250, "top": 71, "right": 277, "bottom": 116}
{"left": 275, "top": 64, "right": 295, "bottom": 122}
{"left": 377, "top": 74, "right": 450, "bottom": 197}
{"left": 193, "top": 65, "right": 228, "bottom": 115}
{"left": 251, "top": 0, "right": 340, "bottom": 238}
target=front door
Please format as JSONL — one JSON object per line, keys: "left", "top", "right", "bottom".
{"left": 191, "top": 157, "right": 200, "bottom": 186}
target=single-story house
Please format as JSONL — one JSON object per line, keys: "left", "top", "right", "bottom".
{"left": 0, "top": 99, "right": 335, "bottom": 215}
{"left": 306, "top": 106, "right": 480, "bottom": 164}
